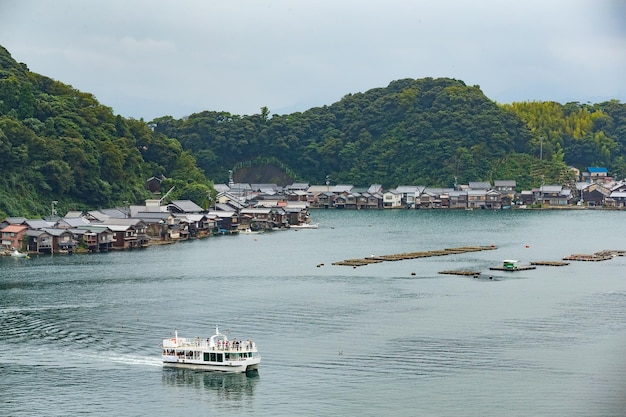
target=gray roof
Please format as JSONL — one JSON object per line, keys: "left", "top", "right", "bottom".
{"left": 98, "top": 208, "right": 128, "bottom": 219}
{"left": 168, "top": 200, "right": 203, "bottom": 213}
{"left": 286, "top": 183, "right": 309, "bottom": 190}
{"left": 540, "top": 185, "right": 563, "bottom": 192}
{"left": 494, "top": 180, "right": 516, "bottom": 187}
{"left": 469, "top": 181, "right": 491, "bottom": 190}
{"left": 59, "top": 217, "right": 91, "bottom": 227}
{"left": 331, "top": 185, "right": 353, "bottom": 193}
{"left": 25, "top": 219, "right": 56, "bottom": 229}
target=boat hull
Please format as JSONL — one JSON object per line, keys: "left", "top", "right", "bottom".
{"left": 162, "top": 357, "right": 260, "bottom": 373}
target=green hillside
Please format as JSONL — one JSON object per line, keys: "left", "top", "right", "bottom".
{"left": 0, "top": 46, "right": 212, "bottom": 218}
{"left": 155, "top": 79, "right": 626, "bottom": 189}
{"left": 2, "top": 44, "right": 626, "bottom": 219}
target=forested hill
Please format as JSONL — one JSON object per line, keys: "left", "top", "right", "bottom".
{"left": 0, "top": 46, "right": 211, "bottom": 218}
{"left": 2, "top": 43, "right": 626, "bottom": 218}
{"left": 153, "top": 78, "right": 626, "bottom": 190}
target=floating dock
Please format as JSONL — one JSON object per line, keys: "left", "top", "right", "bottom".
{"left": 562, "top": 254, "right": 613, "bottom": 262}
{"left": 332, "top": 245, "right": 496, "bottom": 267}
{"left": 439, "top": 270, "right": 481, "bottom": 276}
{"left": 530, "top": 261, "right": 570, "bottom": 266}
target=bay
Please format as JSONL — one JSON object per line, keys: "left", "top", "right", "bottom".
{"left": 1, "top": 209, "right": 626, "bottom": 416}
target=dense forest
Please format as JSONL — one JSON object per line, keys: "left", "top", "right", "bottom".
{"left": 0, "top": 46, "right": 212, "bottom": 218}
{"left": 153, "top": 80, "right": 626, "bottom": 190}
{"left": 2, "top": 44, "right": 626, "bottom": 219}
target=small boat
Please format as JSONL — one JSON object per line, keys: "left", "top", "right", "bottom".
{"left": 11, "top": 249, "right": 28, "bottom": 258}
{"left": 289, "top": 222, "right": 319, "bottom": 229}
{"left": 239, "top": 227, "right": 264, "bottom": 234}
{"left": 161, "top": 326, "right": 260, "bottom": 373}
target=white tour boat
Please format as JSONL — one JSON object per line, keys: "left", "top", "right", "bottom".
{"left": 161, "top": 326, "right": 260, "bottom": 373}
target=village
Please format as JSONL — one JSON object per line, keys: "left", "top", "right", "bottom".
{"left": 1, "top": 166, "right": 625, "bottom": 256}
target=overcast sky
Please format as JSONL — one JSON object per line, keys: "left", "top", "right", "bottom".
{"left": 1, "top": 0, "right": 625, "bottom": 121}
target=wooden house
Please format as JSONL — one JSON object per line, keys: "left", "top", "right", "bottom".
{"left": 75, "top": 225, "right": 115, "bottom": 252}
{"left": 448, "top": 190, "right": 468, "bottom": 209}
{"left": 581, "top": 183, "right": 611, "bottom": 206}
{"left": 467, "top": 189, "right": 488, "bottom": 209}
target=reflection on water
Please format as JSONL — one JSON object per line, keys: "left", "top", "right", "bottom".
{"left": 161, "top": 368, "right": 258, "bottom": 402}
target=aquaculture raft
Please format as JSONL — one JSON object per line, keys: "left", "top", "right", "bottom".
{"left": 562, "top": 254, "right": 613, "bottom": 262}
{"left": 530, "top": 261, "right": 570, "bottom": 266}
{"left": 439, "top": 270, "right": 481, "bottom": 276}
{"left": 332, "top": 245, "right": 496, "bottom": 267}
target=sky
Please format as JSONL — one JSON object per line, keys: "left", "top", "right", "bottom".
{"left": 1, "top": 0, "right": 625, "bottom": 121}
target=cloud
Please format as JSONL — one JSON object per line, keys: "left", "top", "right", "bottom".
{"left": 1, "top": 0, "right": 624, "bottom": 119}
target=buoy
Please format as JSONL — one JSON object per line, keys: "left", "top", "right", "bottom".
{"left": 490, "top": 244, "right": 495, "bottom": 248}
{"left": 411, "top": 272, "right": 416, "bottom": 276}
{"left": 525, "top": 245, "right": 530, "bottom": 248}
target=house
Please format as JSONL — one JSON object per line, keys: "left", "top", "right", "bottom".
{"left": 334, "top": 191, "right": 364, "bottom": 209}
{"left": 132, "top": 211, "right": 175, "bottom": 239}
{"left": 363, "top": 192, "right": 383, "bottom": 209}
{"left": 98, "top": 219, "right": 150, "bottom": 248}
{"left": 75, "top": 225, "right": 115, "bottom": 252}
{"left": 607, "top": 191, "right": 626, "bottom": 207}
{"left": 315, "top": 192, "right": 336, "bottom": 209}
{"left": 494, "top": 180, "right": 516, "bottom": 202}
{"left": 583, "top": 167, "right": 610, "bottom": 184}
{"left": 1, "top": 224, "right": 28, "bottom": 251}
{"left": 467, "top": 189, "right": 488, "bottom": 209}
{"left": 207, "top": 210, "right": 239, "bottom": 233}
{"left": 485, "top": 189, "right": 504, "bottom": 209}
{"left": 581, "top": 183, "right": 611, "bottom": 206}
{"left": 25, "top": 230, "right": 53, "bottom": 253}
{"left": 383, "top": 190, "right": 403, "bottom": 208}
{"left": 536, "top": 185, "right": 572, "bottom": 206}
{"left": 448, "top": 190, "right": 468, "bottom": 209}
{"left": 239, "top": 207, "right": 274, "bottom": 229}
{"left": 146, "top": 176, "right": 163, "bottom": 193}
{"left": 42, "top": 228, "right": 76, "bottom": 253}
{"left": 176, "top": 214, "right": 215, "bottom": 237}
{"left": 419, "top": 188, "right": 451, "bottom": 208}
{"left": 519, "top": 190, "right": 534, "bottom": 206}
{"left": 394, "top": 186, "right": 425, "bottom": 208}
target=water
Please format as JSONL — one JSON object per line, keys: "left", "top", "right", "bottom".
{"left": 1, "top": 209, "right": 626, "bottom": 416}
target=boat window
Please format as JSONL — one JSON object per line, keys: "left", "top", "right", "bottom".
{"left": 216, "top": 353, "right": 223, "bottom": 362}
{"left": 225, "top": 353, "right": 230, "bottom": 360}
{"left": 204, "top": 352, "right": 209, "bottom": 361}
{"left": 209, "top": 352, "right": 216, "bottom": 362}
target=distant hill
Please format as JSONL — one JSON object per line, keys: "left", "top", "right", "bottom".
{"left": 154, "top": 79, "right": 626, "bottom": 189}
{"left": 2, "top": 44, "right": 626, "bottom": 218}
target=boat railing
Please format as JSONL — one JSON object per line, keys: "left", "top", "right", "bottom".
{"left": 164, "top": 336, "right": 257, "bottom": 352}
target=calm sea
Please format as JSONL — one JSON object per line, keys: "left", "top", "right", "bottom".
{"left": 1, "top": 209, "right": 626, "bottom": 416}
